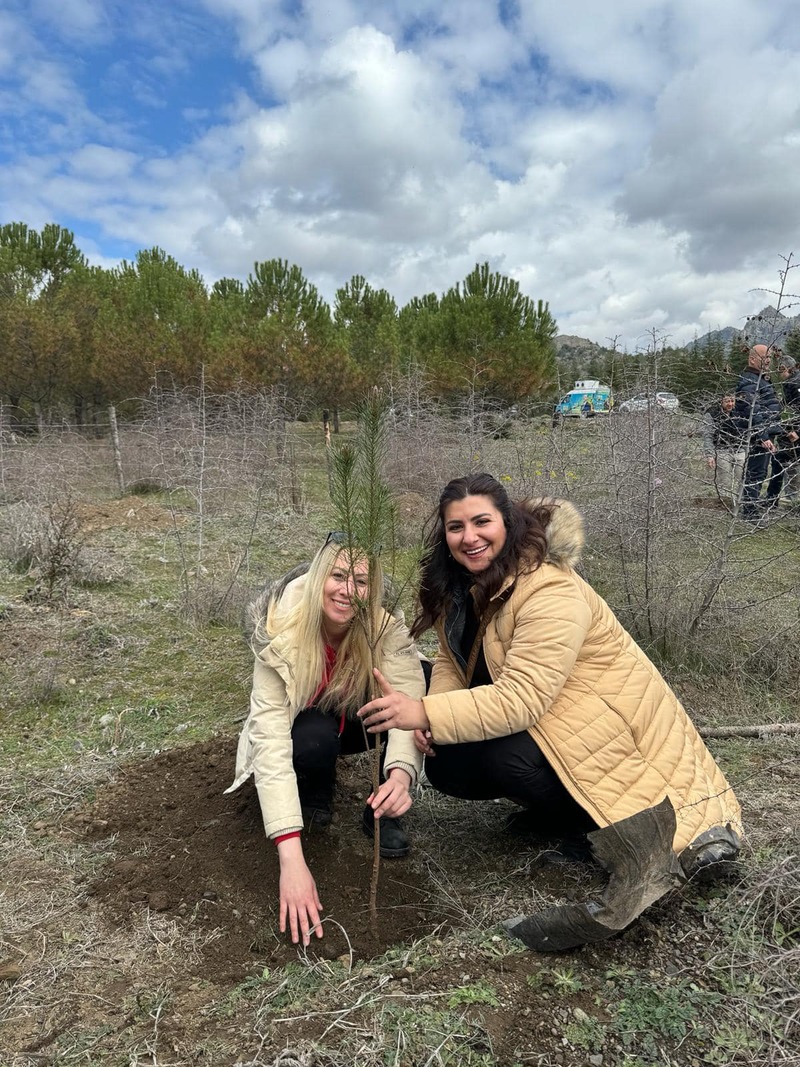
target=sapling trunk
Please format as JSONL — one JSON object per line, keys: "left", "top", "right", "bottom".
{"left": 362, "top": 672, "right": 382, "bottom": 929}
{"left": 328, "top": 390, "right": 415, "bottom": 938}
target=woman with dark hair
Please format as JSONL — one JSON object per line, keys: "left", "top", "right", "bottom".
{"left": 227, "top": 535, "right": 425, "bottom": 947}
{"left": 360, "top": 474, "right": 742, "bottom": 876}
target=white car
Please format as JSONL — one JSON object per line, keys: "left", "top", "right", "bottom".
{"left": 618, "top": 391, "right": 680, "bottom": 413}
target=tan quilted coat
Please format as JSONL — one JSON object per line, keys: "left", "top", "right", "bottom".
{"left": 422, "top": 501, "right": 742, "bottom": 852}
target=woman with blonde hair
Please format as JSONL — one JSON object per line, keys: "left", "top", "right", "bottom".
{"left": 227, "top": 533, "right": 424, "bottom": 946}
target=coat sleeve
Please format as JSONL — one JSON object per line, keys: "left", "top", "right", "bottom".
{"left": 422, "top": 568, "right": 592, "bottom": 744}
{"left": 380, "top": 614, "right": 425, "bottom": 785}
{"left": 247, "top": 655, "right": 304, "bottom": 840}
{"left": 699, "top": 410, "right": 715, "bottom": 458}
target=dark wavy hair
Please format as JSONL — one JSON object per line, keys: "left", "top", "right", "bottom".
{"left": 410, "top": 473, "right": 552, "bottom": 638}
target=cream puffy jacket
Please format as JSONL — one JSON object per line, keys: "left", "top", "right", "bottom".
{"left": 422, "top": 501, "right": 742, "bottom": 852}
{"left": 226, "top": 572, "right": 425, "bottom": 841}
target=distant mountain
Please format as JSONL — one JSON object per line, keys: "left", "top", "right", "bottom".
{"left": 554, "top": 334, "right": 616, "bottom": 360}
{"left": 555, "top": 305, "right": 800, "bottom": 361}
{"left": 691, "top": 305, "right": 800, "bottom": 350}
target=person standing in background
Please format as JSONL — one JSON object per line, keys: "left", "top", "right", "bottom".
{"left": 735, "top": 345, "right": 787, "bottom": 521}
{"left": 700, "top": 393, "right": 747, "bottom": 506}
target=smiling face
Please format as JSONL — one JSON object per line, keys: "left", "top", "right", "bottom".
{"left": 321, "top": 552, "right": 369, "bottom": 636}
{"left": 443, "top": 494, "right": 508, "bottom": 573}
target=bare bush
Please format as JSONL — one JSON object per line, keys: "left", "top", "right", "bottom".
{"left": 709, "top": 852, "right": 800, "bottom": 1060}
{"left": 0, "top": 496, "right": 88, "bottom": 600}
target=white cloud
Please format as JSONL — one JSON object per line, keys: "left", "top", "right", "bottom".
{"left": 621, "top": 46, "right": 800, "bottom": 269}
{"left": 69, "top": 144, "right": 139, "bottom": 180}
{"left": 3, "top": 0, "right": 800, "bottom": 351}
{"left": 30, "top": 0, "right": 107, "bottom": 40}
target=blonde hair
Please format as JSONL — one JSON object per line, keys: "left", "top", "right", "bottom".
{"left": 265, "top": 540, "right": 387, "bottom": 715}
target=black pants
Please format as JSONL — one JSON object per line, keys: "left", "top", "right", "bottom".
{"left": 291, "top": 706, "right": 380, "bottom": 809}
{"left": 742, "top": 448, "right": 771, "bottom": 514}
{"left": 766, "top": 448, "right": 795, "bottom": 501}
{"left": 424, "top": 731, "right": 596, "bottom": 837}
{"left": 293, "top": 662, "right": 433, "bottom": 810}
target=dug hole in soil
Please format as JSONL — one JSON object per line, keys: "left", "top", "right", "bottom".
{"left": 85, "top": 737, "right": 456, "bottom": 983}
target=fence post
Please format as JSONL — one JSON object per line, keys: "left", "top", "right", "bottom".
{"left": 108, "top": 404, "right": 125, "bottom": 495}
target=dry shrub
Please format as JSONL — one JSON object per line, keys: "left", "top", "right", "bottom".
{"left": 181, "top": 570, "right": 255, "bottom": 628}
{"left": 0, "top": 429, "right": 118, "bottom": 504}
{"left": 524, "top": 407, "right": 800, "bottom": 695}
{"left": 710, "top": 851, "right": 800, "bottom": 1057}
{"left": 0, "top": 496, "right": 126, "bottom": 599}
{"left": 127, "top": 384, "right": 303, "bottom": 512}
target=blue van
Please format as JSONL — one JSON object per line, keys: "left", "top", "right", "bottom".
{"left": 553, "top": 379, "right": 614, "bottom": 422}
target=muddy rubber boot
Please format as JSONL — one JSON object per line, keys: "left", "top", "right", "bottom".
{"left": 504, "top": 797, "right": 684, "bottom": 952}
{"left": 679, "top": 825, "right": 742, "bottom": 882}
{"left": 361, "top": 805, "right": 410, "bottom": 858}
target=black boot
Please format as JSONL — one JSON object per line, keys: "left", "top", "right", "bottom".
{"left": 301, "top": 803, "right": 333, "bottom": 829}
{"left": 297, "top": 773, "right": 335, "bottom": 830}
{"left": 535, "top": 834, "right": 597, "bottom": 868}
{"left": 361, "top": 804, "right": 410, "bottom": 858}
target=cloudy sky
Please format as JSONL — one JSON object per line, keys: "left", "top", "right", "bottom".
{"left": 2, "top": 0, "right": 799, "bottom": 348}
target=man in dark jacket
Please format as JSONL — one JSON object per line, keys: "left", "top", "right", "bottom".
{"left": 700, "top": 394, "right": 747, "bottom": 505}
{"left": 767, "top": 354, "right": 800, "bottom": 505}
{"left": 735, "top": 345, "right": 793, "bottom": 520}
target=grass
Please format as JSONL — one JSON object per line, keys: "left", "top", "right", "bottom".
{"left": 0, "top": 412, "right": 799, "bottom": 1066}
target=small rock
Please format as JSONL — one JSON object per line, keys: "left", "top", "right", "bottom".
{"left": 148, "top": 892, "right": 170, "bottom": 912}
{"left": 589, "top": 1056, "right": 603, "bottom": 1066}
{"left": 573, "top": 1007, "right": 590, "bottom": 1023}
{"left": 0, "top": 963, "right": 21, "bottom": 983}
{"left": 202, "top": 890, "right": 218, "bottom": 901}
{"left": 113, "top": 859, "right": 139, "bottom": 876}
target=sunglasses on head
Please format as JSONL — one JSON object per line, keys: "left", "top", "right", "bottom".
{"left": 324, "top": 530, "right": 382, "bottom": 555}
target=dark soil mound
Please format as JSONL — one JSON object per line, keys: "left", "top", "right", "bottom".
{"left": 85, "top": 737, "right": 449, "bottom": 983}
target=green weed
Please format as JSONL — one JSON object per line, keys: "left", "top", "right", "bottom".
{"left": 563, "top": 1013, "right": 607, "bottom": 1052}
{"left": 379, "top": 1003, "right": 496, "bottom": 1066}
{"left": 447, "top": 980, "right": 501, "bottom": 1009}
{"left": 611, "top": 978, "right": 719, "bottom": 1057}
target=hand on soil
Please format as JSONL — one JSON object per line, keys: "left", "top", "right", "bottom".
{"left": 278, "top": 848, "right": 324, "bottom": 946}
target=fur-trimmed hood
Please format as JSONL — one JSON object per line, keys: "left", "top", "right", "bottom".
{"left": 523, "top": 497, "right": 585, "bottom": 569}
{"left": 243, "top": 563, "right": 308, "bottom": 651}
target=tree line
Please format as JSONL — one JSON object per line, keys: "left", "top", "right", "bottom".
{"left": 0, "top": 223, "right": 559, "bottom": 430}
{"left": 4, "top": 221, "right": 782, "bottom": 432}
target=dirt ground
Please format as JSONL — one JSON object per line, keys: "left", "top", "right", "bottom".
{"left": 5, "top": 723, "right": 800, "bottom": 1065}
{"left": 83, "top": 739, "right": 460, "bottom": 976}
{"left": 75, "top": 496, "right": 181, "bottom": 532}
